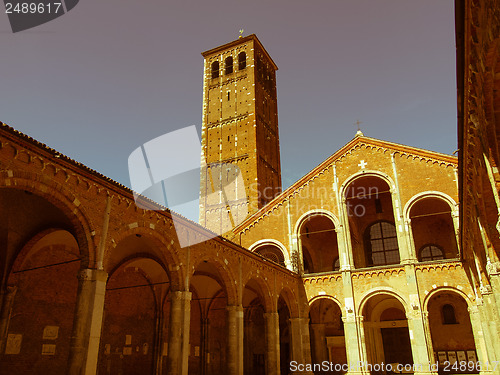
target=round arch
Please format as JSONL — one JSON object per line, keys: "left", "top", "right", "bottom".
{"left": 189, "top": 257, "right": 239, "bottom": 306}
{"left": 108, "top": 225, "right": 183, "bottom": 291}
{"left": 242, "top": 275, "right": 274, "bottom": 314}
{"left": 357, "top": 288, "right": 409, "bottom": 317}
{"left": 249, "top": 239, "right": 290, "bottom": 268}
{"left": 277, "top": 285, "right": 300, "bottom": 318}
{"left": 403, "top": 191, "right": 458, "bottom": 222}
{"left": 339, "top": 170, "right": 396, "bottom": 199}
{"left": 308, "top": 295, "right": 343, "bottom": 312}
{"left": 293, "top": 209, "right": 340, "bottom": 236}
{"left": 0, "top": 176, "right": 94, "bottom": 267}
{"left": 422, "top": 286, "right": 475, "bottom": 312}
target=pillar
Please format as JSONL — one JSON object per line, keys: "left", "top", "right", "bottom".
{"left": 289, "top": 317, "right": 313, "bottom": 374}
{"left": 167, "top": 290, "right": 192, "bottom": 375}
{"left": 227, "top": 305, "right": 244, "bottom": 375}
{"left": 0, "top": 285, "right": 17, "bottom": 354}
{"left": 67, "top": 268, "right": 108, "bottom": 375}
{"left": 264, "top": 312, "right": 280, "bottom": 375}
{"left": 407, "top": 311, "right": 435, "bottom": 374}
{"left": 201, "top": 318, "right": 210, "bottom": 375}
{"left": 309, "top": 323, "right": 327, "bottom": 364}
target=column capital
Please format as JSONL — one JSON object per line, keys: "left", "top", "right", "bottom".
{"left": 170, "top": 290, "right": 192, "bottom": 302}
{"left": 77, "top": 268, "right": 108, "bottom": 282}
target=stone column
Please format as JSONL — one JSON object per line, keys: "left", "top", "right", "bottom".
{"left": 468, "top": 304, "right": 493, "bottom": 373}
{"left": 264, "top": 312, "right": 280, "bottom": 375}
{"left": 200, "top": 318, "right": 210, "bottom": 375}
{"left": 166, "top": 291, "right": 192, "bottom": 375}
{"left": 343, "top": 315, "right": 368, "bottom": 375}
{"left": 67, "top": 268, "right": 108, "bottom": 375}
{"left": 310, "top": 323, "right": 327, "bottom": 364}
{"left": 289, "top": 317, "right": 313, "bottom": 375}
{"left": 227, "top": 305, "right": 244, "bottom": 375}
{"left": 0, "top": 285, "right": 17, "bottom": 354}
{"left": 407, "top": 311, "right": 435, "bottom": 375}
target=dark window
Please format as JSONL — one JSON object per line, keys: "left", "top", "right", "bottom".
{"left": 366, "top": 221, "right": 400, "bottom": 266}
{"left": 211, "top": 61, "right": 219, "bottom": 78}
{"left": 442, "top": 304, "right": 457, "bottom": 324}
{"left": 419, "top": 245, "right": 444, "bottom": 262}
{"left": 238, "top": 52, "right": 246, "bottom": 70}
{"left": 225, "top": 56, "right": 233, "bottom": 74}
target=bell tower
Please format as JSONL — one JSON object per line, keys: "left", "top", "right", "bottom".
{"left": 199, "top": 34, "right": 282, "bottom": 233}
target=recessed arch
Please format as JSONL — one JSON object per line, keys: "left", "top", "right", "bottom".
{"left": 339, "top": 170, "right": 396, "bottom": 198}
{"left": 108, "top": 225, "right": 183, "bottom": 291}
{"left": 308, "top": 295, "right": 343, "bottom": 310}
{"left": 293, "top": 209, "right": 340, "bottom": 235}
{"left": 357, "top": 288, "right": 409, "bottom": 317}
{"left": 277, "top": 285, "right": 299, "bottom": 318}
{"left": 0, "top": 178, "right": 94, "bottom": 268}
{"left": 403, "top": 191, "right": 458, "bottom": 221}
{"left": 249, "top": 239, "right": 289, "bottom": 268}
{"left": 422, "top": 286, "right": 474, "bottom": 312}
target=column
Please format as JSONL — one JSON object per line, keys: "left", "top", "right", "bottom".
{"left": 407, "top": 311, "right": 435, "bottom": 375}
{"left": 264, "top": 312, "right": 280, "bottom": 375}
{"left": 227, "top": 305, "right": 244, "bottom": 375}
{"left": 309, "top": 323, "right": 327, "bottom": 364}
{"left": 166, "top": 291, "right": 192, "bottom": 375}
{"left": 289, "top": 317, "right": 313, "bottom": 374}
{"left": 67, "top": 268, "right": 108, "bottom": 375}
{"left": 0, "top": 285, "right": 17, "bottom": 354}
{"left": 200, "top": 318, "right": 210, "bottom": 375}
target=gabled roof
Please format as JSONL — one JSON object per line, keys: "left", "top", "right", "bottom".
{"left": 230, "top": 134, "right": 457, "bottom": 236}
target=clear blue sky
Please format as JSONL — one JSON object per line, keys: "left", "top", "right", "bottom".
{"left": 1, "top": 0, "right": 457, "bottom": 192}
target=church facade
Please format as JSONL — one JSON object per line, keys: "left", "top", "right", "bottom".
{"left": 0, "top": 1, "right": 499, "bottom": 375}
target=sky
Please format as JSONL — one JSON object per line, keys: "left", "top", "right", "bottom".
{"left": 1, "top": 0, "right": 457, "bottom": 220}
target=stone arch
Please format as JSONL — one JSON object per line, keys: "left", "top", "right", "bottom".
{"left": 0, "top": 176, "right": 94, "bottom": 268}
{"left": 249, "top": 239, "right": 290, "bottom": 268}
{"left": 107, "top": 225, "right": 183, "bottom": 291}
{"left": 357, "top": 288, "right": 409, "bottom": 317}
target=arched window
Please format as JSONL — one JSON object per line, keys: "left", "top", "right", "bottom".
{"left": 225, "top": 56, "right": 233, "bottom": 75}
{"left": 254, "top": 244, "right": 285, "bottom": 267}
{"left": 238, "top": 52, "right": 246, "bottom": 70}
{"left": 442, "top": 304, "right": 457, "bottom": 324}
{"left": 419, "top": 244, "right": 444, "bottom": 262}
{"left": 333, "top": 257, "right": 340, "bottom": 271}
{"left": 366, "top": 221, "right": 400, "bottom": 266}
{"left": 211, "top": 61, "right": 219, "bottom": 79}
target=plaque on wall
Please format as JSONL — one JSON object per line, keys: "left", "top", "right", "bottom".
{"left": 437, "top": 352, "right": 447, "bottom": 365}
{"left": 123, "top": 347, "right": 132, "bottom": 355}
{"left": 194, "top": 346, "right": 200, "bottom": 357}
{"left": 162, "top": 342, "right": 168, "bottom": 356}
{"left": 466, "top": 351, "right": 477, "bottom": 362}
{"left": 457, "top": 351, "right": 467, "bottom": 362}
{"left": 43, "top": 326, "right": 59, "bottom": 340}
{"left": 448, "top": 352, "right": 457, "bottom": 364}
{"left": 5, "top": 334, "right": 22, "bottom": 355}
{"left": 125, "top": 335, "right": 132, "bottom": 345}
{"left": 42, "top": 344, "right": 56, "bottom": 355}
{"left": 104, "top": 344, "right": 111, "bottom": 355}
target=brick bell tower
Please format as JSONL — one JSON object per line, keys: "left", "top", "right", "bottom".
{"left": 199, "top": 34, "right": 282, "bottom": 233}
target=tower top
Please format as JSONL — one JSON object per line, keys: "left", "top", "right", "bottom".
{"left": 201, "top": 34, "right": 278, "bottom": 71}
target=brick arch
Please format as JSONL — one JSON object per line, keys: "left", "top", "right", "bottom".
{"left": 107, "top": 226, "right": 183, "bottom": 291}
{"left": 277, "top": 285, "right": 300, "bottom": 318}
{"left": 0, "top": 176, "right": 94, "bottom": 268}
{"left": 242, "top": 274, "right": 274, "bottom": 313}
{"left": 190, "top": 257, "right": 239, "bottom": 306}
{"left": 339, "top": 170, "right": 396, "bottom": 198}
{"left": 357, "top": 288, "right": 409, "bottom": 317}
{"left": 293, "top": 209, "right": 340, "bottom": 235}
{"left": 249, "top": 239, "right": 290, "bottom": 268}
{"left": 7, "top": 228, "right": 79, "bottom": 285}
